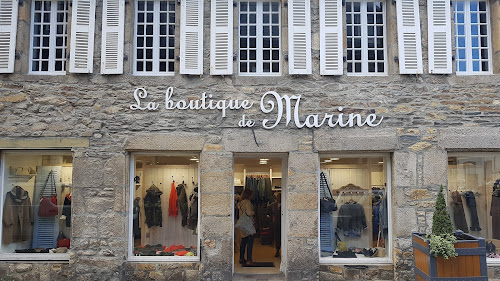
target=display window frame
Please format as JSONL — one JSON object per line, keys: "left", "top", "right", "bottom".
{"left": 127, "top": 152, "right": 201, "bottom": 262}
{"left": 317, "top": 153, "right": 393, "bottom": 265}
{"left": 447, "top": 152, "right": 500, "bottom": 265}
{"left": 0, "top": 150, "right": 73, "bottom": 261}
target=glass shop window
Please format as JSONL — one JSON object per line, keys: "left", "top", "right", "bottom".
{"left": 319, "top": 155, "right": 390, "bottom": 261}
{"left": 447, "top": 153, "right": 500, "bottom": 260}
{"left": 130, "top": 154, "right": 199, "bottom": 259}
{"left": 0, "top": 152, "right": 73, "bottom": 256}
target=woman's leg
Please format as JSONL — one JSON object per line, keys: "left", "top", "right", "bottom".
{"left": 240, "top": 236, "right": 248, "bottom": 261}
{"left": 246, "top": 235, "right": 254, "bottom": 261}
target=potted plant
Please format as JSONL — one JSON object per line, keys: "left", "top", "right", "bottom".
{"left": 412, "top": 186, "right": 487, "bottom": 280}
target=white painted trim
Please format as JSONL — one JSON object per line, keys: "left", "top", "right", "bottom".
{"left": 0, "top": 0, "right": 19, "bottom": 73}
{"left": 238, "top": 0, "right": 282, "bottom": 76}
{"left": 317, "top": 153, "right": 393, "bottom": 264}
{"left": 127, "top": 152, "right": 201, "bottom": 262}
{"left": 0, "top": 151, "right": 4, "bottom": 249}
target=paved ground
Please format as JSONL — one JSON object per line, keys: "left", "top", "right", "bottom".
{"left": 232, "top": 273, "right": 286, "bottom": 281}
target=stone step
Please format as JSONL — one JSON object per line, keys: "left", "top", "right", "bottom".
{"left": 232, "top": 273, "right": 286, "bottom": 281}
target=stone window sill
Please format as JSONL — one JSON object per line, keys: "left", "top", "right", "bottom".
{"left": 0, "top": 253, "right": 70, "bottom": 262}
{"left": 319, "top": 257, "right": 393, "bottom": 265}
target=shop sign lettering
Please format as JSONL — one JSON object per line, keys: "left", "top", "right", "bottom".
{"left": 130, "top": 87, "right": 383, "bottom": 129}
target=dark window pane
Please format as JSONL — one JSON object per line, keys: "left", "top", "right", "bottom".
{"left": 355, "top": 62, "right": 361, "bottom": 72}
{"left": 146, "top": 37, "right": 153, "bottom": 47}
{"left": 32, "top": 61, "right": 39, "bottom": 71}
{"left": 160, "top": 62, "right": 166, "bottom": 72}
{"left": 263, "top": 14, "right": 269, "bottom": 24}
{"left": 272, "top": 14, "right": 279, "bottom": 24}
{"left": 367, "top": 2, "right": 374, "bottom": 12}
{"left": 263, "top": 38, "right": 270, "bottom": 48}
{"left": 240, "top": 62, "right": 247, "bottom": 72}
{"left": 481, "top": 61, "right": 488, "bottom": 71}
{"left": 272, "top": 62, "right": 279, "bottom": 72}
{"left": 137, "top": 49, "right": 144, "bottom": 59}
{"left": 250, "top": 26, "right": 256, "bottom": 36}
{"left": 240, "top": 2, "right": 247, "bottom": 11}
{"left": 354, "top": 2, "right": 360, "bottom": 12}
{"left": 481, "top": 49, "right": 488, "bottom": 59}
{"left": 347, "top": 62, "right": 352, "bottom": 72}
{"left": 263, "top": 2, "right": 269, "bottom": 11}
{"left": 368, "top": 38, "right": 374, "bottom": 48}
{"left": 137, "top": 61, "right": 144, "bottom": 71}
{"left": 377, "top": 50, "right": 384, "bottom": 60}
{"left": 160, "top": 37, "right": 166, "bottom": 47}
{"left": 250, "top": 14, "right": 256, "bottom": 24}
{"left": 169, "top": 49, "right": 174, "bottom": 59}
{"left": 250, "top": 38, "right": 256, "bottom": 48}
{"left": 368, "top": 62, "right": 375, "bottom": 72}
{"left": 377, "top": 62, "right": 384, "bottom": 72}
{"left": 263, "top": 50, "right": 270, "bottom": 60}
{"left": 249, "top": 62, "right": 256, "bottom": 72}
{"left": 354, "top": 38, "right": 361, "bottom": 48}
{"left": 263, "top": 62, "right": 270, "bottom": 72}
{"left": 355, "top": 50, "right": 361, "bottom": 60}
{"left": 368, "top": 50, "right": 375, "bottom": 60}
{"left": 347, "top": 50, "right": 352, "bottom": 60}
{"left": 240, "top": 26, "right": 247, "bottom": 36}
{"left": 240, "top": 38, "right": 247, "bottom": 48}
{"left": 240, "top": 14, "right": 247, "bottom": 23}
{"left": 272, "top": 26, "right": 279, "bottom": 36}
{"left": 272, "top": 2, "right": 279, "bottom": 11}
{"left": 249, "top": 2, "right": 256, "bottom": 11}
{"left": 137, "top": 38, "right": 144, "bottom": 47}
{"left": 368, "top": 14, "right": 374, "bottom": 24}
{"left": 263, "top": 26, "right": 269, "bottom": 36}
{"left": 272, "top": 38, "right": 279, "bottom": 48}
{"left": 168, "top": 61, "right": 174, "bottom": 72}
{"left": 250, "top": 50, "right": 256, "bottom": 60}
{"left": 377, "top": 38, "right": 383, "bottom": 48}
{"left": 146, "top": 49, "right": 153, "bottom": 59}
{"left": 376, "top": 14, "right": 383, "bottom": 24}
{"left": 42, "top": 49, "right": 49, "bottom": 59}
{"left": 146, "top": 25, "right": 153, "bottom": 35}
{"left": 169, "top": 25, "right": 175, "bottom": 35}
{"left": 347, "top": 38, "right": 352, "bottom": 48}
{"left": 169, "top": 37, "right": 174, "bottom": 47}
{"left": 377, "top": 26, "right": 383, "bottom": 36}
{"left": 146, "top": 61, "right": 152, "bottom": 71}
{"left": 159, "top": 49, "right": 165, "bottom": 59}
{"left": 272, "top": 50, "right": 279, "bottom": 60}
{"left": 347, "top": 26, "right": 352, "bottom": 36}
{"left": 41, "top": 60, "right": 49, "bottom": 71}
{"left": 240, "top": 50, "right": 247, "bottom": 60}
{"left": 160, "top": 25, "right": 167, "bottom": 35}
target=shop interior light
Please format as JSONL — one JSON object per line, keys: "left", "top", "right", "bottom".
{"left": 324, "top": 159, "right": 332, "bottom": 163}
{"left": 190, "top": 158, "right": 198, "bottom": 161}
{"left": 331, "top": 158, "right": 340, "bottom": 160}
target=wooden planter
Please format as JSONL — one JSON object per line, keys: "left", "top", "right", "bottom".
{"left": 412, "top": 231, "right": 487, "bottom": 280}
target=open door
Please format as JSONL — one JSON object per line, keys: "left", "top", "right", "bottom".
{"left": 232, "top": 154, "right": 287, "bottom": 275}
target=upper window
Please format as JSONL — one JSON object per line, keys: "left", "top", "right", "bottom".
{"left": 452, "top": 0, "right": 492, "bottom": 74}
{"left": 134, "top": 0, "right": 176, "bottom": 75}
{"left": 29, "top": 1, "right": 69, "bottom": 74}
{"left": 319, "top": 155, "right": 391, "bottom": 263}
{"left": 239, "top": 1, "right": 281, "bottom": 75}
{"left": 447, "top": 153, "right": 500, "bottom": 261}
{"left": 346, "top": 0, "right": 386, "bottom": 75}
{"left": 0, "top": 151, "right": 73, "bottom": 259}
{"left": 129, "top": 154, "right": 199, "bottom": 260}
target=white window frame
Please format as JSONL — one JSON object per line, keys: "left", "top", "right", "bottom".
{"left": 238, "top": 0, "right": 281, "bottom": 76}
{"left": 345, "top": 0, "right": 388, "bottom": 76}
{"left": 29, "top": 0, "right": 69, "bottom": 75}
{"left": 318, "top": 153, "right": 393, "bottom": 265}
{"left": 127, "top": 152, "right": 201, "bottom": 262}
{"left": 0, "top": 150, "right": 72, "bottom": 261}
{"left": 447, "top": 152, "right": 500, "bottom": 265}
{"left": 133, "top": 0, "right": 176, "bottom": 76}
{"left": 452, "top": 0, "right": 493, "bottom": 75}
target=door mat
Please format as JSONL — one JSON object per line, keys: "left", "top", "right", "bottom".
{"left": 242, "top": 262, "right": 275, "bottom": 267}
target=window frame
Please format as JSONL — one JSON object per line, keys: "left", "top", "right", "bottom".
{"left": 452, "top": 0, "right": 493, "bottom": 75}
{"left": 28, "top": 0, "right": 69, "bottom": 75}
{"left": 318, "top": 153, "right": 393, "bottom": 265}
{"left": 447, "top": 152, "right": 500, "bottom": 265}
{"left": 127, "top": 152, "right": 201, "bottom": 262}
{"left": 0, "top": 150, "right": 72, "bottom": 261}
{"left": 133, "top": 0, "right": 177, "bottom": 76}
{"left": 345, "top": 0, "right": 388, "bottom": 76}
{"left": 238, "top": 0, "right": 282, "bottom": 76}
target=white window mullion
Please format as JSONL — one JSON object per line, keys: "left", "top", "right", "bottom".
{"left": 382, "top": 2, "right": 388, "bottom": 74}
{"left": 361, "top": 1, "right": 367, "bottom": 74}
{"left": 48, "top": 2, "right": 57, "bottom": 73}
{"left": 153, "top": 1, "right": 160, "bottom": 74}
{"left": 257, "top": 1, "right": 263, "bottom": 74}
{"left": 465, "top": 3, "right": 472, "bottom": 73}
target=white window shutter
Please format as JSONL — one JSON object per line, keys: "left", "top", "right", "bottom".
{"left": 320, "top": 0, "right": 342, "bottom": 75}
{"left": 69, "top": 0, "right": 96, "bottom": 73}
{"left": 101, "top": 0, "right": 124, "bottom": 74}
{"left": 180, "top": 0, "right": 203, "bottom": 75}
{"left": 210, "top": 0, "right": 232, "bottom": 75}
{"left": 288, "top": 0, "right": 311, "bottom": 74}
{"left": 0, "top": 0, "right": 18, "bottom": 73}
{"left": 427, "top": 0, "right": 451, "bottom": 74}
{"left": 396, "top": 0, "right": 422, "bottom": 74}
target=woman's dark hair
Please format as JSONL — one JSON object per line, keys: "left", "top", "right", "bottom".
{"left": 241, "top": 188, "right": 253, "bottom": 200}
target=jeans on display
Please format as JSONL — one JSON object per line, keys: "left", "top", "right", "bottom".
{"left": 464, "top": 191, "right": 481, "bottom": 232}
{"left": 240, "top": 235, "right": 254, "bottom": 261}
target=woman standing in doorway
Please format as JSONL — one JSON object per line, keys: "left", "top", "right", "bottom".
{"left": 238, "top": 188, "right": 256, "bottom": 266}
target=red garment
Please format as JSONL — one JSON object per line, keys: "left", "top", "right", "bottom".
{"left": 169, "top": 182, "right": 178, "bottom": 217}
{"left": 164, "top": 245, "right": 185, "bottom": 252}
{"left": 174, "top": 250, "right": 189, "bottom": 256}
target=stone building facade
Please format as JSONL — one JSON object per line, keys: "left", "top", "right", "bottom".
{"left": 0, "top": 0, "right": 499, "bottom": 280}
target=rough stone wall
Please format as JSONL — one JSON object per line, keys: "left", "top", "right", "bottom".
{"left": 0, "top": 0, "right": 499, "bottom": 281}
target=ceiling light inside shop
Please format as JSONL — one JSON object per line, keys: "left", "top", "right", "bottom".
{"left": 378, "top": 161, "right": 384, "bottom": 164}
{"left": 324, "top": 159, "right": 332, "bottom": 163}
{"left": 190, "top": 158, "right": 198, "bottom": 161}
{"left": 331, "top": 158, "right": 340, "bottom": 160}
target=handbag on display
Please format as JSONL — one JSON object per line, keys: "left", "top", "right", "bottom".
{"left": 320, "top": 172, "right": 337, "bottom": 213}
{"left": 38, "top": 170, "right": 59, "bottom": 217}
{"left": 235, "top": 206, "right": 256, "bottom": 236}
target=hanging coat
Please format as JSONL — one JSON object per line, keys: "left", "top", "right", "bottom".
{"left": 491, "top": 196, "right": 500, "bottom": 239}
{"left": 177, "top": 184, "right": 188, "bottom": 227}
{"left": 188, "top": 188, "right": 198, "bottom": 231}
{"left": 2, "top": 186, "right": 34, "bottom": 244}
{"left": 169, "top": 182, "right": 178, "bottom": 217}
{"left": 143, "top": 184, "right": 163, "bottom": 228}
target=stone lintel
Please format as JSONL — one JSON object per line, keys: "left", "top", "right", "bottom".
{"left": 125, "top": 134, "right": 207, "bottom": 151}
{"left": 439, "top": 127, "right": 500, "bottom": 150}
{"left": 0, "top": 138, "right": 89, "bottom": 149}
{"left": 314, "top": 128, "right": 398, "bottom": 152}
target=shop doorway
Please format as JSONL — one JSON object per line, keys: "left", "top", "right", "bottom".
{"left": 233, "top": 154, "right": 287, "bottom": 275}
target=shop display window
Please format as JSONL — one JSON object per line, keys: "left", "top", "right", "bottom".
{"left": 447, "top": 153, "right": 500, "bottom": 260}
{"left": 0, "top": 151, "right": 73, "bottom": 257}
{"left": 129, "top": 154, "right": 199, "bottom": 260}
{"left": 319, "top": 155, "right": 391, "bottom": 262}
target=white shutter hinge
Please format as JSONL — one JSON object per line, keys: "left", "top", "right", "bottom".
{"left": 124, "top": 55, "right": 128, "bottom": 61}
{"left": 284, "top": 54, "right": 288, "bottom": 61}
{"left": 176, "top": 55, "right": 180, "bottom": 61}
{"left": 125, "top": 0, "right": 129, "bottom": 3}
{"left": 394, "top": 56, "right": 399, "bottom": 63}
{"left": 342, "top": 0, "right": 345, "bottom": 6}
{"left": 343, "top": 56, "right": 346, "bottom": 62}
{"left": 15, "top": 52, "right": 21, "bottom": 60}
{"left": 452, "top": 55, "right": 455, "bottom": 61}
{"left": 233, "top": 54, "right": 237, "bottom": 61}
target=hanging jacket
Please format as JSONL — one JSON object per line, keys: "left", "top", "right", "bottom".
{"left": 62, "top": 195, "right": 71, "bottom": 227}
{"left": 177, "top": 183, "right": 188, "bottom": 227}
{"left": 143, "top": 185, "right": 163, "bottom": 228}
{"left": 188, "top": 188, "right": 198, "bottom": 230}
{"left": 337, "top": 202, "right": 367, "bottom": 238}
{"left": 169, "top": 182, "right": 178, "bottom": 217}
{"left": 2, "top": 186, "right": 34, "bottom": 244}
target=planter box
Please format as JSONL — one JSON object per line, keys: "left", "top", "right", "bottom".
{"left": 412, "top": 231, "right": 487, "bottom": 281}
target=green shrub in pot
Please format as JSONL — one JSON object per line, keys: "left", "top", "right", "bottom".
{"left": 428, "top": 185, "right": 458, "bottom": 259}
